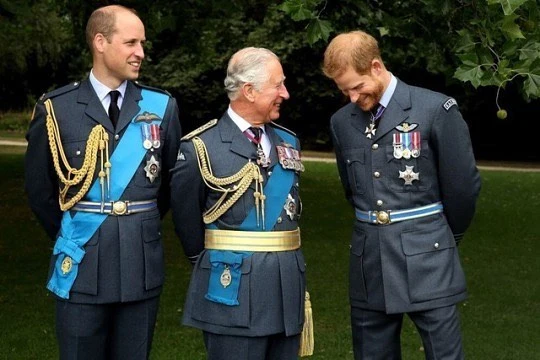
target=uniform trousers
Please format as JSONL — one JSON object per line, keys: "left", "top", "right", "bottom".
{"left": 56, "top": 297, "right": 160, "bottom": 360}
{"left": 351, "top": 305, "right": 464, "bottom": 360}
{"left": 203, "top": 331, "right": 301, "bottom": 360}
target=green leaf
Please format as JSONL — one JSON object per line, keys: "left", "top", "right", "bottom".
{"left": 454, "top": 30, "right": 476, "bottom": 53}
{"left": 518, "top": 41, "right": 540, "bottom": 61}
{"left": 278, "top": 0, "right": 316, "bottom": 21}
{"left": 454, "top": 64, "right": 485, "bottom": 88}
{"left": 523, "top": 73, "right": 540, "bottom": 100}
{"left": 377, "top": 26, "right": 390, "bottom": 37}
{"left": 501, "top": 13, "right": 525, "bottom": 40}
{"left": 306, "top": 18, "right": 332, "bottom": 45}
{"left": 499, "top": 0, "right": 529, "bottom": 16}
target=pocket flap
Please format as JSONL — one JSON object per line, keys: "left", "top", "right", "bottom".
{"left": 401, "top": 226, "right": 454, "bottom": 255}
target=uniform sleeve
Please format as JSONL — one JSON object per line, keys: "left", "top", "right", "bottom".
{"left": 330, "top": 117, "right": 354, "bottom": 206}
{"left": 431, "top": 102, "right": 481, "bottom": 243}
{"left": 156, "top": 96, "right": 182, "bottom": 218}
{"left": 24, "top": 101, "right": 63, "bottom": 240}
{"left": 169, "top": 141, "right": 206, "bottom": 264}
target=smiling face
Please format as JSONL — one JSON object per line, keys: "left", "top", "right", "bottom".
{"left": 333, "top": 63, "right": 385, "bottom": 112}
{"left": 248, "top": 58, "right": 290, "bottom": 124}
{"left": 93, "top": 9, "right": 145, "bottom": 88}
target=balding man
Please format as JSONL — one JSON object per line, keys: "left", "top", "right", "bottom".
{"left": 24, "top": 5, "right": 181, "bottom": 359}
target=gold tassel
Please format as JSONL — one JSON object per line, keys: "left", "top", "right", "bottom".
{"left": 298, "top": 291, "right": 314, "bottom": 357}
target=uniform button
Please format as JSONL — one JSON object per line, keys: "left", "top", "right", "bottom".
{"left": 434, "top": 242, "right": 440, "bottom": 249}
{"left": 374, "top": 171, "right": 380, "bottom": 178}
{"left": 114, "top": 134, "right": 120, "bottom": 140}
{"left": 346, "top": 159, "right": 351, "bottom": 164}
{"left": 277, "top": 217, "right": 282, "bottom": 224}
{"left": 76, "top": 150, "right": 81, "bottom": 156}
{"left": 372, "top": 143, "right": 379, "bottom": 150}
{"left": 376, "top": 200, "right": 383, "bottom": 206}
{"left": 268, "top": 171, "right": 273, "bottom": 176}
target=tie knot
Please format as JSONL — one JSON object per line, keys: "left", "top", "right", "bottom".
{"left": 110, "top": 90, "right": 120, "bottom": 104}
{"left": 249, "top": 127, "right": 263, "bottom": 143}
{"left": 371, "top": 104, "right": 385, "bottom": 121}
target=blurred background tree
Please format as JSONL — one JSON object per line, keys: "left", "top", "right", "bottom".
{"left": 1, "top": 0, "right": 538, "bottom": 161}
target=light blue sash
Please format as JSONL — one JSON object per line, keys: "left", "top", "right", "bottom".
{"left": 206, "top": 127, "right": 298, "bottom": 305}
{"left": 46, "top": 89, "right": 169, "bottom": 299}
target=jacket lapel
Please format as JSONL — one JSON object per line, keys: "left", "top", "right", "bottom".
{"left": 373, "top": 80, "right": 411, "bottom": 142}
{"left": 78, "top": 80, "right": 115, "bottom": 133}
{"left": 219, "top": 114, "right": 256, "bottom": 160}
{"left": 115, "top": 82, "right": 142, "bottom": 133}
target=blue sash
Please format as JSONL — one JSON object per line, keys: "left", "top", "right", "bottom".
{"left": 46, "top": 89, "right": 169, "bottom": 299}
{"left": 206, "top": 127, "right": 298, "bottom": 305}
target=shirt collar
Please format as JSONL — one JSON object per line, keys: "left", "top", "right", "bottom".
{"left": 379, "top": 73, "right": 397, "bottom": 108}
{"left": 227, "top": 106, "right": 265, "bottom": 133}
{"left": 89, "top": 69, "right": 127, "bottom": 104}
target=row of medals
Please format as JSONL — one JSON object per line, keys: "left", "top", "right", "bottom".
{"left": 141, "top": 124, "right": 161, "bottom": 183}
{"left": 394, "top": 131, "right": 421, "bottom": 185}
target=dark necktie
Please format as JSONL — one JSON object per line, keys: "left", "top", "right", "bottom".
{"left": 249, "top": 127, "right": 262, "bottom": 146}
{"left": 108, "top": 90, "right": 120, "bottom": 127}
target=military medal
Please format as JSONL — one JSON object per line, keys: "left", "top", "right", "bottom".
{"left": 150, "top": 124, "right": 161, "bottom": 149}
{"left": 277, "top": 145, "right": 304, "bottom": 172}
{"left": 399, "top": 165, "right": 419, "bottom": 185}
{"left": 402, "top": 133, "right": 411, "bottom": 159}
{"left": 144, "top": 155, "right": 160, "bottom": 183}
{"left": 393, "top": 133, "right": 403, "bottom": 159}
{"left": 220, "top": 265, "right": 232, "bottom": 288}
{"left": 61, "top": 256, "right": 73, "bottom": 275}
{"left": 365, "top": 123, "right": 376, "bottom": 139}
{"left": 411, "top": 131, "right": 421, "bottom": 158}
{"left": 284, "top": 194, "right": 297, "bottom": 220}
{"left": 141, "top": 125, "right": 152, "bottom": 149}
{"left": 257, "top": 147, "right": 270, "bottom": 167}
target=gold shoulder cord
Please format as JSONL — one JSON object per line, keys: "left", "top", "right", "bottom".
{"left": 192, "top": 137, "right": 266, "bottom": 228}
{"left": 44, "top": 99, "right": 110, "bottom": 211}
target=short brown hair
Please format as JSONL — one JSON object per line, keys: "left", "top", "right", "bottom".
{"left": 85, "top": 5, "right": 138, "bottom": 53}
{"left": 323, "top": 30, "right": 381, "bottom": 79}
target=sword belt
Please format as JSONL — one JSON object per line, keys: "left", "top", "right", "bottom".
{"left": 205, "top": 228, "right": 301, "bottom": 252}
{"left": 71, "top": 199, "right": 158, "bottom": 216}
{"left": 355, "top": 201, "right": 443, "bottom": 225}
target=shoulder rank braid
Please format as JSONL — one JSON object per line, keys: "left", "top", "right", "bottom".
{"left": 192, "top": 136, "right": 267, "bottom": 228}
{"left": 44, "top": 99, "right": 111, "bottom": 211}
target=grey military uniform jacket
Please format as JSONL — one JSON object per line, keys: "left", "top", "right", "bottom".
{"left": 330, "top": 79, "right": 481, "bottom": 314}
{"left": 25, "top": 79, "right": 182, "bottom": 304}
{"left": 170, "top": 114, "right": 306, "bottom": 337}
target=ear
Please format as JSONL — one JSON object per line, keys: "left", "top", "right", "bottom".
{"left": 371, "top": 59, "right": 383, "bottom": 76}
{"left": 241, "top": 83, "right": 256, "bottom": 102}
{"left": 94, "top": 33, "right": 107, "bottom": 54}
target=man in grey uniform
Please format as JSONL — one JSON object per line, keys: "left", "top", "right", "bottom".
{"left": 323, "top": 30, "right": 481, "bottom": 359}
{"left": 24, "top": 5, "right": 181, "bottom": 359}
{"left": 170, "top": 47, "right": 311, "bottom": 359}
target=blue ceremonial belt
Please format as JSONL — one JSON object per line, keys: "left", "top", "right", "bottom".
{"left": 46, "top": 89, "right": 169, "bottom": 299}
{"left": 205, "top": 127, "right": 297, "bottom": 306}
{"left": 355, "top": 201, "right": 443, "bottom": 225}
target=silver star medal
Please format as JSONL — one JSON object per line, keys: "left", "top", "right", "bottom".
{"left": 144, "top": 155, "right": 160, "bottom": 183}
{"left": 399, "top": 165, "right": 419, "bottom": 185}
{"left": 284, "top": 194, "right": 297, "bottom": 220}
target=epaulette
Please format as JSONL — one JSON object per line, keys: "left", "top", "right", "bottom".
{"left": 39, "top": 81, "right": 81, "bottom": 102}
{"left": 134, "top": 81, "right": 172, "bottom": 97}
{"left": 442, "top": 98, "right": 458, "bottom": 112}
{"left": 181, "top": 119, "right": 218, "bottom": 140}
{"left": 269, "top": 121, "right": 296, "bottom": 136}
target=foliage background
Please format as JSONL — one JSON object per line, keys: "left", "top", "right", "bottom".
{"left": 0, "top": 0, "right": 539, "bottom": 161}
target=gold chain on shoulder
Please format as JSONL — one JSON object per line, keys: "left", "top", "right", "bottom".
{"left": 44, "top": 99, "right": 110, "bottom": 211}
{"left": 192, "top": 137, "right": 266, "bottom": 228}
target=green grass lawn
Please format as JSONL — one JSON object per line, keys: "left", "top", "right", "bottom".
{"left": 1, "top": 148, "right": 539, "bottom": 359}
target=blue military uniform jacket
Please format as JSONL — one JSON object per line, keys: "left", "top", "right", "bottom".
{"left": 170, "top": 113, "right": 306, "bottom": 336}
{"left": 330, "top": 79, "right": 481, "bottom": 314}
{"left": 25, "top": 79, "right": 182, "bottom": 303}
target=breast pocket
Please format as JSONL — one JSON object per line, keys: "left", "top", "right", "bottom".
{"left": 385, "top": 140, "right": 431, "bottom": 192}
{"left": 343, "top": 149, "right": 367, "bottom": 195}
{"left": 63, "top": 139, "right": 88, "bottom": 170}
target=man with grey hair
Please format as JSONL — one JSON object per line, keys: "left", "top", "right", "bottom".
{"left": 170, "top": 47, "right": 312, "bottom": 359}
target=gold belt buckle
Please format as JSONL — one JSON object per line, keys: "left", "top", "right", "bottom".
{"left": 375, "top": 210, "right": 391, "bottom": 225}
{"left": 112, "top": 201, "right": 128, "bottom": 215}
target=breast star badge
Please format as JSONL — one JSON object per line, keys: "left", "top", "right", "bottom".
{"left": 399, "top": 165, "right": 419, "bottom": 185}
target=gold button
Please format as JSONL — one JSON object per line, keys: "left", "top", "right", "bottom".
{"left": 376, "top": 211, "right": 390, "bottom": 224}
{"left": 377, "top": 200, "right": 383, "bottom": 206}
{"left": 374, "top": 171, "right": 380, "bottom": 178}
{"left": 112, "top": 201, "right": 127, "bottom": 215}
{"left": 372, "top": 143, "right": 379, "bottom": 150}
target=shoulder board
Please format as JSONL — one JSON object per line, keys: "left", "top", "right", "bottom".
{"left": 269, "top": 121, "right": 296, "bottom": 136}
{"left": 134, "top": 81, "right": 172, "bottom": 97}
{"left": 181, "top": 119, "right": 218, "bottom": 140}
{"left": 40, "top": 81, "right": 81, "bottom": 101}
{"left": 442, "top": 98, "right": 458, "bottom": 112}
